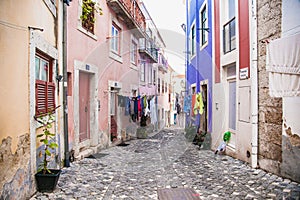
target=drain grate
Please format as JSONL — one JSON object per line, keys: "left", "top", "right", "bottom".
{"left": 85, "top": 153, "right": 109, "bottom": 159}
{"left": 157, "top": 188, "right": 200, "bottom": 200}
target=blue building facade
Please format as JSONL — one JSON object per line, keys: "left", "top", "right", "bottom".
{"left": 185, "top": 0, "right": 212, "bottom": 135}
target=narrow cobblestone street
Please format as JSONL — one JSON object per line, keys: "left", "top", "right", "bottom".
{"left": 30, "top": 128, "right": 300, "bottom": 200}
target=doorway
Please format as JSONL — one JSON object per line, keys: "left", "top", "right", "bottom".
{"left": 110, "top": 87, "right": 118, "bottom": 142}
{"left": 200, "top": 84, "right": 208, "bottom": 134}
{"left": 79, "top": 72, "right": 90, "bottom": 142}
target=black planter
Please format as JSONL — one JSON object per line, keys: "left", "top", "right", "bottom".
{"left": 35, "top": 169, "right": 61, "bottom": 192}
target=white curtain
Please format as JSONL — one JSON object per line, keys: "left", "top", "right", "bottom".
{"left": 266, "top": 33, "right": 300, "bottom": 97}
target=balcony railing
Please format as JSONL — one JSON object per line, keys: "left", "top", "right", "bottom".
{"left": 223, "top": 17, "right": 236, "bottom": 54}
{"left": 139, "top": 36, "right": 158, "bottom": 62}
{"left": 107, "top": 0, "right": 146, "bottom": 37}
{"left": 157, "top": 54, "right": 168, "bottom": 73}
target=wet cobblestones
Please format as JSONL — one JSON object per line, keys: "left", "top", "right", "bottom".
{"left": 30, "top": 128, "right": 300, "bottom": 200}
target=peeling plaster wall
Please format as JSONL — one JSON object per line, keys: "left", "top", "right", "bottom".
{"left": 257, "top": 0, "right": 283, "bottom": 175}
{"left": 282, "top": 97, "right": 300, "bottom": 182}
{"left": 0, "top": 134, "right": 34, "bottom": 199}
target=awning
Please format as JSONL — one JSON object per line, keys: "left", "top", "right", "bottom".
{"left": 266, "top": 33, "right": 300, "bottom": 97}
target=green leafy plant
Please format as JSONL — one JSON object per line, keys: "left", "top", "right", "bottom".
{"left": 34, "top": 106, "right": 60, "bottom": 174}
{"left": 80, "top": 0, "right": 103, "bottom": 32}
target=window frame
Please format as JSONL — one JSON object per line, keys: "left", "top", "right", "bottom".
{"left": 191, "top": 24, "right": 196, "bottom": 56}
{"left": 111, "top": 23, "right": 120, "bottom": 54}
{"left": 140, "top": 62, "right": 145, "bottom": 82}
{"left": 223, "top": 17, "right": 236, "bottom": 54}
{"left": 81, "top": 0, "right": 96, "bottom": 34}
{"left": 148, "top": 65, "right": 153, "bottom": 84}
{"left": 158, "top": 78, "right": 161, "bottom": 94}
{"left": 130, "top": 37, "right": 138, "bottom": 65}
{"left": 200, "top": 4, "right": 208, "bottom": 46}
{"left": 153, "top": 70, "right": 156, "bottom": 85}
{"left": 35, "top": 50, "right": 55, "bottom": 116}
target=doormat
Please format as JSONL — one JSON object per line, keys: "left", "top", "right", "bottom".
{"left": 85, "top": 153, "right": 109, "bottom": 159}
{"left": 157, "top": 188, "right": 200, "bottom": 200}
{"left": 116, "top": 143, "right": 130, "bottom": 147}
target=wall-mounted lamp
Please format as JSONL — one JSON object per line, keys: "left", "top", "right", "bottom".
{"left": 181, "top": 23, "right": 186, "bottom": 32}
{"left": 198, "top": 27, "right": 210, "bottom": 32}
{"left": 56, "top": 75, "right": 63, "bottom": 82}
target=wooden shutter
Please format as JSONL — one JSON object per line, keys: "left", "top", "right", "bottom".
{"left": 35, "top": 80, "right": 55, "bottom": 115}
{"left": 36, "top": 80, "right": 47, "bottom": 115}
{"left": 47, "top": 82, "right": 55, "bottom": 112}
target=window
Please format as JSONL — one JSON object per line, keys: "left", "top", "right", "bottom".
{"left": 111, "top": 24, "right": 120, "bottom": 54}
{"left": 140, "top": 62, "right": 145, "bottom": 82}
{"left": 201, "top": 5, "right": 208, "bottom": 45}
{"left": 153, "top": 70, "right": 156, "bottom": 85}
{"left": 191, "top": 24, "right": 196, "bottom": 56}
{"left": 35, "top": 50, "right": 55, "bottom": 116}
{"left": 81, "top": 0, "right": 95, "bottom": 34}
{"left": 148, "top": 65, "right": 152, "bottom": 83}
{"left": 131, "top": 39, "right": 137, "bottom": 65}
{"left": 162, "top": 80, "right": 165, "bottom": 93}
{"left": 223, "top": 17, "right": 236, "bottom": 53}
{"left": 165, "top": 82, "right": 167, "bottom": 93}
{"left": 158, "top": 78, "right": 160, "bottom": 94}
{"left": 223, "top": 0, "right": 236, "bottom": 54}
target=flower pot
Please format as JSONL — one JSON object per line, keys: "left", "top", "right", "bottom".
{"left": 35, "top": 169, "right": 61, "bottom": 192}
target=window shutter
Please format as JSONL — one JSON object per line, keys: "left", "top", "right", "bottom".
{"left": 47, "top": 82, "right": 55, "bottom": 112}
{"left": 35, "top": 80, "right": 56, "bottom": 115}
{"left": 36, "top": 80, "right": 47, "bottom": 115}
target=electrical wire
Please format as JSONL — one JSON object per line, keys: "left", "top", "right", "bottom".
{"left": 0, "top": 20, "right": 27, "bottom": 31}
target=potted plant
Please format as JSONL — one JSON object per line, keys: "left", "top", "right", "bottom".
{"left": 34, "top": 106, "right": 61, "bottom": 192}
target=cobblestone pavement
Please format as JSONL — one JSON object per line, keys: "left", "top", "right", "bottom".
{"left": 30, "top": 128, "right": 300, "bottom": 200}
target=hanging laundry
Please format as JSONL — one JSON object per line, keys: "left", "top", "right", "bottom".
{"left": 193, "top": 92, "right": 204, "bottom": 115}
{"left": 183, "top": 95, "right": 191, "bottom": 113}
{"left": 191, "top": 94, "right": 196, "bottom": 116}
{"left": 125, "top": 97, "right": 130, "bottom": 116}
{"left": 137, "top": 95, "right": 142, "bottom": 112}
{"left": 150, "top": 98, "right": 157, "bottom": 124}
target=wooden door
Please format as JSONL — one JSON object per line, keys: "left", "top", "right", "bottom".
{"left": 79, "top": 72, "right": 90, "bottom": 142}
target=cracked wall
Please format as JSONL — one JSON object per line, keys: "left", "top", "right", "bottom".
{"left": 257, "top": 0, "right": 283, "bottom": 175}
{"left": 281, "top": 97, "right": 300, "bottom": 182}
{"left": 0, "top": 134, "right": 34, "bottom": 199}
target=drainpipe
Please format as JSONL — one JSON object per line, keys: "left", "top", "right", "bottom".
{"left": 184, "top": 0, "right": 189, "bottom": 129}
{"left": 250, "top": 0, "right": 258, "bottom": 168}
{"left": 63, "top": 3, "right": 70, "bottom": 167}
{"left": 195, "top": 0, "right": 200, "bottom": 94}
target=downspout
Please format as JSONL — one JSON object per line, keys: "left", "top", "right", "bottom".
{"left": 185, "top": 0, "right": 189, "bottom": 128}
{"left": 63, "top": 3, "right": 70, "bottom": 167}
{"left": 195, "top": 0, "right": 200, "bottom": 94}
{"left": 250, "top": 0, "right": 258, "bottom": 168}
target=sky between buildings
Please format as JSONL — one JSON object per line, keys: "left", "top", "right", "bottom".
{"left": 142, "top": 0, "right": 186, "bottom": 75}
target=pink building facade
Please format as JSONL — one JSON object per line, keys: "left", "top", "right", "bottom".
{"left": 66, "top": 0, "right": 146, "bottom": 158}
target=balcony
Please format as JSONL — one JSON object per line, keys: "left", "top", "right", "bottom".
{"left": 139, "top": 36, "right": 158, "bottom": 62}
{"left": 107, "top": 0, "right": 146, "bottom": 38}
{"left": 157, "top": 54, "right": 168, "bottom": 73}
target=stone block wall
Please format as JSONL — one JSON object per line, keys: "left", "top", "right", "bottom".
{"left": 257, "top": 0, "right": 283, "bottom": 175}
